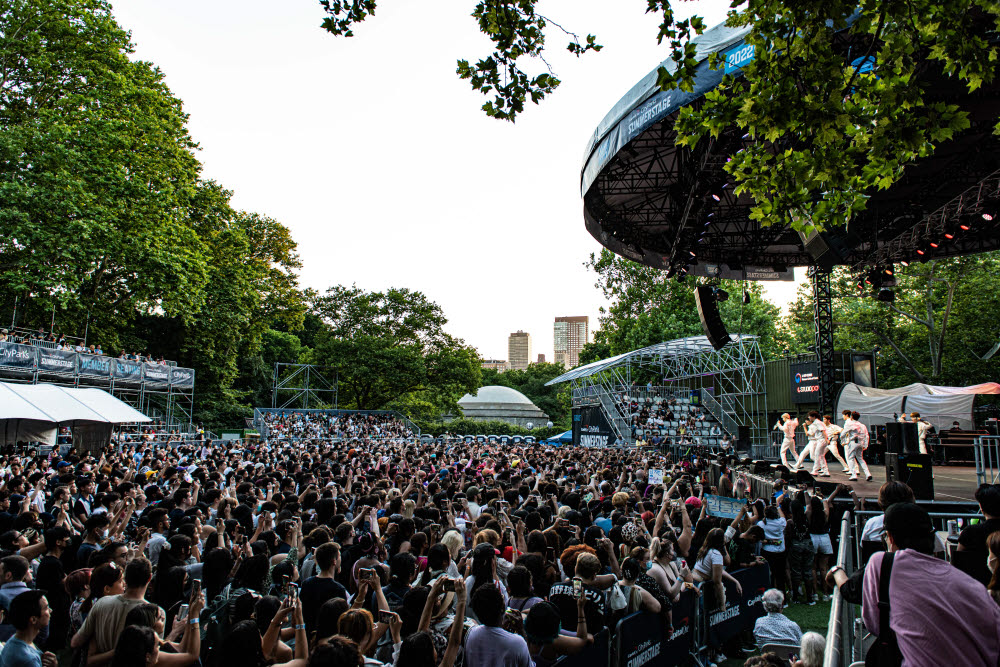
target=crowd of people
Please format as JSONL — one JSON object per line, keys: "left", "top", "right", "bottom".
{"left": 259, "top": 412, "right": 415, "bottom": 442}
{"left": 0, "top": 327, "right": 170, "bottom": 365}
{"left": 0, "top": 423, "right": 994, "bottom": 667}
{"left": 614, "top": 386, "right": 733, "bottom": 450}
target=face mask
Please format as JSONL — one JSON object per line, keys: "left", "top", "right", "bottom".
{"left": 645, "top": 561, "right": 653, "bottom": 571}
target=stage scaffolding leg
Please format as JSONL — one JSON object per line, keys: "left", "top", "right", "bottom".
{"left": 810, "top": 266, "right": 836, "bottom": 415}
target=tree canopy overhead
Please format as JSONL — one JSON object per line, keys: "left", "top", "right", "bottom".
{"left": 319, "top": 1, "right": 1000, "bottom": 233}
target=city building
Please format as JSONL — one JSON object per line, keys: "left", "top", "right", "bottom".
{"left": 508, "top": 330, "right": 532, "bottom": 371}
{"left": 553, "top": 316, "right": 589, "bottom": 369}
{"left": 481, "top": 359, "right": 509, "bottom": 372}
{"left": 537, "top": 353, "right": 546, "bottom": 363}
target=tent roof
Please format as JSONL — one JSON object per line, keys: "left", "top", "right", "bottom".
{"left": 0, "top": 382, "right": 150, "bottom": 424}
{"left": 844, "top": 382, "right": 1000, "bottom": 397}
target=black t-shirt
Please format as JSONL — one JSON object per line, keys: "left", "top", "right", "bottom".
{"left": 958, "top": 517, "right": 1000, "bottom": 552}
{"left": 299, "top": 576, "right": 347, "bottom": 634}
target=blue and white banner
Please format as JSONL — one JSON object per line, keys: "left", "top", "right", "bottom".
{"left": 143, "top": 362, "right": 170, "bottom": 384}
{"left": 78, "top": 354, "right": 113, "bottom": 377}
{"left": 114, "top": 359, "right": 143, "bottom": 380}
{"left": 0, "top": 342, "right": 34, "bottom": 369}
{"left": 38, "top": 347, "right": 76, "bottom": 373}
{"left": 704, "top": 493, "right": 746, "bottom": 519}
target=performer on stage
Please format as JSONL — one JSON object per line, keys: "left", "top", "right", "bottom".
{"left": 821, "top": 414, "right": 851, "bottom": 473}
{"left": 912, "top": 411, "right": 932, "bottom": 454}
{"left": 774, "top": 413, "right": 799, "bottom": 469}
{"left": 792, "top": 411, "right": 830, "bottom": 476}
{"left": 844, "top": 410, "right": 872, "bottom": 482}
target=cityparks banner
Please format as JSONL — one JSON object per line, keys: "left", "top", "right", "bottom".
{"left": 572, "top": 406, "right": 615, "bottom": 448}
{"left": 38, "top": 347, "right": 76, "bottom": 373}
{"left": 0, "top": 342, "right": 34, "bottom": 369}
{"left": 78, "top": 354, "right": 113, "bottom": 377}
{"left": 791, "top": 361, "right": 821, "bottom": 403}
{"left": 170, "top": 367, "right": 195, "bottom": 388}
{"left": 143, "top": 362, "right": 170, "bottom": 384}
{"left": 113, "top": 359, "right": 143, "bottom": 381}
{"left": 706, "top": 564, "right": 770, "bottom": 646}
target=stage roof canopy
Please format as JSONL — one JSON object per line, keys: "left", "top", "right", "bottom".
{"left": 546, "top": 335, "right": 759, "bottom": 386}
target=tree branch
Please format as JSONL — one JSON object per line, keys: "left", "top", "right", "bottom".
{"left": 887, "top": 303, "right": 931, "bottom": 328}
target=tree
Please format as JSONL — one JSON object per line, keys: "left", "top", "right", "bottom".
{"left": 587, "top": 249, "right": 787, "bottom": 359}
{"left": 782, "top": 253, "right": 1000, "bottom": 387}
{"left": 310, "top": 286, "right": 481, "bottom": 412}
{"left": 319, "top": 1, "right": 998, "bottom": 232}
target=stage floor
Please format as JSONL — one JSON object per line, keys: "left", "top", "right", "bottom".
{"left": 781, "top": 462, "right": 982, "bottom": 502}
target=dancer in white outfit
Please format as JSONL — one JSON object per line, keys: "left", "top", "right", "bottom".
{"left": 912, "top": 411, "right": 932, "bottom": 454}
{"left": 774, "top": 413, "right": 799, "bottom": 468}
{"left": 821, "top": 415, "right": 851, "bottom": 473}
{"left": 792, "top": 411, "right": 830, "bottom": 475}
{"left": 843, "top": 409, "right": 872, "bottom": 481}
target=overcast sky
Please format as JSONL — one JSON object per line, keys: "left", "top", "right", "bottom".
{"left": 110, "top": 0, "right": 804, "bottom": 361}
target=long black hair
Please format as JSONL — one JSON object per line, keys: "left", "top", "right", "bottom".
{"left": 111, "top": 625, "right": 156, "bottom": 667}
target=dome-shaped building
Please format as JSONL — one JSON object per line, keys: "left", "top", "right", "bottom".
{"left": 457, "top": 385, "right": 549, "bottom": 427}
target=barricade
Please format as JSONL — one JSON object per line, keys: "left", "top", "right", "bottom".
{"left": 553, "top": 628, "right": 609, "bottom": 667}
{"left": 615, "top": 589, "right": 697, "bottom": 667}
{"left": 823, "top": 513, "right": 855, "bottom": 667}
{"left": 702, "top": 564, "right": 769, "bottom": 650}
{"left": 974, "top": 435, "right": 1000, "bottom": 486}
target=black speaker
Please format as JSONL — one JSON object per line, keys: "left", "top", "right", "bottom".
{"left": 885, "top": 422, "right": 918, "bottom": 454}
{"left": 752, "top": 460, "right": 771, "bottom": 474}
{"left": 886, "top": 453, "right": 934, "bottom": 500}
{"left": 695, "top": 285, "right": 732, "bottom": 350}
{"left": 798, "top": 228, "right": 854, "bottom": 270}
{"left": 737, "top": 425, "right": 750, "bottom": 451}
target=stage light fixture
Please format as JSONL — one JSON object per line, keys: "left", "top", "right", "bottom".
{"left": 916, "top": 249, "right": 925, "bottom": 255}
{"left": 944, "top": 232, "right": 955, "bottom": 240}
{"left": 985, "top": 213, "right": 995, "bottom": 221}
{"left": 743, "top": 290, "right": 751, "bottom": 304}
{"left": 876, "top": 288, "right": 895, "bottom": 302}
{"left": 960, "top": 223, "right": 971, "bottom": 231}
{"left": 929, "top": 241, "right": 939, "bottom": 248}
{"left": 900, "top": 260, "right": 909, "bottom": 266}
{"left": 884, "top": 268, "right": 894, "bottom": 276}
{"left": 714, "top": 288, "right": 729, "bottom": 301}
{"left": 711, "top": 193, "right": 721, "bottom": 201}
{"left": 689, "top": 250, "right": 697, "bottom": 257}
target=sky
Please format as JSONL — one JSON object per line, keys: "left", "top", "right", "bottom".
{"left": 109, "top": 0, "right": 805, "bottom": 361}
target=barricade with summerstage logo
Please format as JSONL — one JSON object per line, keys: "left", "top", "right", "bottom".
{"left": 551, "top": 628, "right": 609, "bottom": 667}
{"left": 614, "top": 565, "right": 769, "bottom": 667}
{"left": 616, "top": 588, "right": 697, "bottom": 667}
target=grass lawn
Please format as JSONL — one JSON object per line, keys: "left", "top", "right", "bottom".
{"left": 718, "top": 600, "right": 831, "bottom": 667}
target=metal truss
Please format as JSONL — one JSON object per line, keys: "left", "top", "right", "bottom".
{"left": 550, "top": 335, "right": 768, "bottom": 446}
{"left": 810, "top": 267, "right": 836, "bottom": 415}
{"left": 271, "top": 363, "right": 337, "bottom": 411}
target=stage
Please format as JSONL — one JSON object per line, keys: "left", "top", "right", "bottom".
{"left": 768, "top": 462, "right": 982, "bottom": 502}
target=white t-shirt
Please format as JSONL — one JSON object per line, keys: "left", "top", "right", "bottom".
{"left": 760, "top": 517, "right": 787, "bottom": 552}
{"left": 694, "top": 548, "right": 724, "bottom": 577}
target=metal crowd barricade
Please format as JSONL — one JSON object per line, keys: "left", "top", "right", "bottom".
{"left": 975, "top": 435, "right": 1000, "bottom": 486}
{"left": 823, "top": 514, "right": 856, "bottom": 667}
{"left": 852, "top": 508, "right": 982, "bottom": 567}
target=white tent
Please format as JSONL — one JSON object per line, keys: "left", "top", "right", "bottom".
{"left": 0, "top": 382, "right": 150, "bottom": 448}
{"left": 836, "top": 382, "right": 1000, "bottom": 431}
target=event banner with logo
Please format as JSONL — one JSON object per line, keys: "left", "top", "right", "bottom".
{"left": 143, "top": 362, "right": 170, "bottom": 384}
{"left": 707, "top": 564, "right": 770, "bottom": 645}
{"left": 572, "top": 406, "right": 615, "bottom": 448}
{"left": 113, "top": 359, "right": 143, "bottom": 380}
{"left": 0, "top": 342, "right": 34, "bottom": 369}
{"left": 790, "top": 361, "right": 821, "bottom": 403}
{"left": 170, "top": 367, "right": 195, "bottom": 388}
{"left": 38, "top": 347, "right": 76, "bottom": 373}
{"left": 616, "top": 590, "right": 696, "bottom": 667}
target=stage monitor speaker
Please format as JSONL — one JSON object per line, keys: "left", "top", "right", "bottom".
{"left": 737, "top": 425, "right": 750, "bottom": 451}
{"left": 752, "top": 460, "right": 771, "bottom": 474}
{"left": 885, "top": 453, "right": 934, "bottom": 500}
{"left": 884, "top": 422, "right": 918, "bottom": 454}
{"left": 694, "top": 285, "right": 732, "bottom": 351}
{"left": 798, "top": 228, "right": 854, "bottom": 270}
